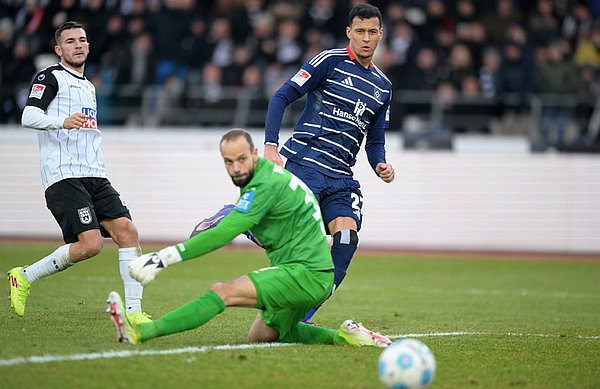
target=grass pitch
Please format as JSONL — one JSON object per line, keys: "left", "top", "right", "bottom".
{"left": 0, "top": 242, "right": 599, "bottom": 388}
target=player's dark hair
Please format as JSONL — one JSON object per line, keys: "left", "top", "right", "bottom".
{"left": 55, "top": 21, "right": 85, "bottom": 44}
{"left": 348, "top": 3, "right": 382, "bottom": 28}
{"left": 221, "top": 128, "right": 255, "bottom": 150}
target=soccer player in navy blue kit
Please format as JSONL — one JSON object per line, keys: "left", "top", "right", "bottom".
{"left": 263, "top": 4, "right": 395, "bottom": 323}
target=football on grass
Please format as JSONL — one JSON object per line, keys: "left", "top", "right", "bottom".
{"left": 378, "top": 339, "right": 436, "bottom": 389}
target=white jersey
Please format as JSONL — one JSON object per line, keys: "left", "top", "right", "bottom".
{"left": 22, "top": 62, "right": 107, "bottom": 190}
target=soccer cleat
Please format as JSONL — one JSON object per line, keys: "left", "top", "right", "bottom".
{"left": 106, "top": 291, "right": 140, "bottom": 344}
{"left": 7, "top": 267, "right": 31, "bottom": 317}
{"left": 127, "top": 311, "right": 152, "bottom": 325}
{"left": 339, "top": 319, "right": 391, "bottom": 348}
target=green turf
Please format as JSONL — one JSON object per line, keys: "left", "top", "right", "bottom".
{"left": 0, "top": 242, "right": 599, "bottom": 388}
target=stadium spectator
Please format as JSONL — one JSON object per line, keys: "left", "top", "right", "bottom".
{"left": 537, "top": 39, "right": 579, "bottom": 146}
{"left": 447, "top": 43, "right": 476, "bottom": 89}
{"left": 224, "top": 44, "right": 255, "bottom": 87}
{"left": 263, "top": 3, "right": 395, "bottom": 324}
{"left": 422, "top": 0, "right": 449, "bottom": 44}
{"left": 386, "top": 20, "right": 419, "bottom": 75}
{"left": 206, "top": 17, "right": 234, "bottom": 68}
{"left": 275, "top": 18, "right": 303, "bottom": 69}
{"left": 106, "top": 129, "right": 391, "bottom": 349}
{"left": 575, "top": 65, "right": 600, "bottom": 140}
{"left": 302, "top": 0, "right": 344, "bottom": 45}
{"left": 147, "top": 0, "right": 195, "bottom": 84}
{"left": 7, "top": 21, "right": 149, "bottom": 325}
{"left": 118, "top": 31, "right": 155, "bottom": 88}
{"left": 562, "top": 3, "right": 595, "bottom": 47}
{"left": 481, "top": 0, "right": 522, "bottom": 46}
{"left": 405, "top": 46, "right": 444, "bottom": 90}
{"left": 528, "top": 0, "right": 560, "bottom": 45}
{"left": 0, "top": 0, "right": 598, "bottom": 145}
{"left": 479, "top": 46, "right": 502, "bottom": 99}
{"left": 230, "top": 0, "right": 266, "bottom": 44}
{"left": 0, "top": 37, "right": 36, "bottom": 123}
{"left": 574, "top": 24, "right": 600, "bottom": 68}
{"left": 498, "top": 40, "right": 536, "bottom": 111}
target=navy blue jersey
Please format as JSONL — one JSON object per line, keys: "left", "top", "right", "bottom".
{"left": 265, "top": 47, "right": 392, "bottom": 178}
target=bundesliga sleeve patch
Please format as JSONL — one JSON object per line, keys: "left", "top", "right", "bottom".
{"left": 290, "top": 69, "right": 311, "bottom": 87}
{"left": 29, "top": 84, "right": 46, "bottom": 99}
{"left": 235, "top": 191, "right": 255, "bottom": 213}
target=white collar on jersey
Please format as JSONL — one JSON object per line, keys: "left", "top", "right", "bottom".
{"left": 58, "top": 62, "right": 86, "bottom": 80}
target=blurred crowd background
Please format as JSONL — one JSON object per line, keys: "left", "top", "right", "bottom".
{"left": 1, "top": 0, "right": 600, "bottom": 150}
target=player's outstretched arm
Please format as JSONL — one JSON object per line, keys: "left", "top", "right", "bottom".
{"left": 376, "top": 162, "right": 395, "bottom": 183}
{"left": 190, "top": 204, "right": 264, "bottom": 248}
{"left": 264, "top": 144, "right": 283, "bottom": 167}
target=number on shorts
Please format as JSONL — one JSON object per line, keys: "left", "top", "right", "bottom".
{"left": 351, "top": 192, "right": 363, "bottom": 220}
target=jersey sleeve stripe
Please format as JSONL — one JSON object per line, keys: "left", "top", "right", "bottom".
{"left": 308, "top": 48, "right": 347, "bottom": 66}
{"left": 309, "top": 49, "right": 348, "bottom": 68}
{"left": 372, "top": 64, "right": 392, "bottom": 84}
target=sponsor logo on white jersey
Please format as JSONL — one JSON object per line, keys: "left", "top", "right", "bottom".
{"left": 29, "top": 84, "right": 46, "bottom": 99}
{"left": 291, "top": 69, "right": 311, "bottom": 87}
{"left": 81, "top": 107, "right": 98, "bottom": 129}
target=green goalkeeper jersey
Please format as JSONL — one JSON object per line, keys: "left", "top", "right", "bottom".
{"left": 177, "top": 158, "right": 333, "bottom": 271}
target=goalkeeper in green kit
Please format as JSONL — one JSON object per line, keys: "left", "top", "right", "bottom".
{"left": 106, "top": 129, "right": 390, "bottom": 347}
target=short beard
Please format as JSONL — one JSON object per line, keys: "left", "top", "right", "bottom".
{"left": 231, "top": 170, "right": 253, "bottom": 187}
{"left": 64, "top": 57, "right": 86, "bottom": 70}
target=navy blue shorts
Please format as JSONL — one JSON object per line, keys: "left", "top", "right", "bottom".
{"left": 285, "top": 160, "right": 363, "bottom": 233}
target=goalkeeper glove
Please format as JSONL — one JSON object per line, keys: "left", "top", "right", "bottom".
{"left": 129, "top": 246, "right": 181, "bottom": 286}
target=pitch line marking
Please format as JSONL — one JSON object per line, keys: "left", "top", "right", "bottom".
{"left": 0, "top": 332, "right": 597, "bottom": 367}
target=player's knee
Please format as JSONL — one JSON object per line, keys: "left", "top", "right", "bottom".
{"left": 208, "top": 281, "right": 229, "bottom": 302}
{"left": 79, "top": 236, "right": 103, "bottom": 259}
{"left": 113, "top": 219, "right": 138, "bottom": 247}
{"left": 248, "top": 331, "right": 275, "bottom": 343}
{"left": 332, "top": 229, "right": 359, "bottom": 247}
{"left": 247, "top": 324, "right": 279, "bottom": 343}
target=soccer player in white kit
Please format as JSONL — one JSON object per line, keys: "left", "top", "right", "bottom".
{"left": 6, "top": 21, "right": 149, "bottom": 325}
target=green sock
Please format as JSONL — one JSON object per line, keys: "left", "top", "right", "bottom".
{"left": 139, "top": 290, "right": 225, "bottom": 342}
{"left": 278, "top": 321, "right": 347, "bottom": 345}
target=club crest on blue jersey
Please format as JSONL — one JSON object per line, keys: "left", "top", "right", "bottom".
{"left": 235, "top": 191, "right": 255, "bottom": 213}
{"left": 81, "top": 107, "right": 98, "bottom": 129}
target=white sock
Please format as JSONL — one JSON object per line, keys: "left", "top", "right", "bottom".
{"left": 119, "top": 247, "right": 144, "bottom": 314}
{"left": 22, "top": 244, "right": 72, "bottom": 283}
